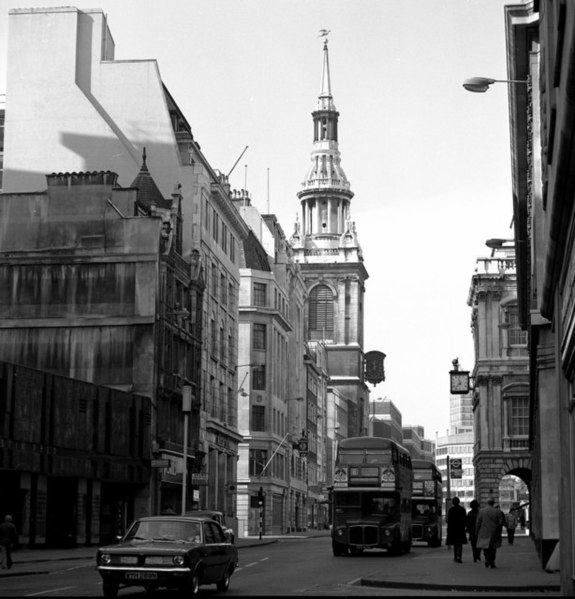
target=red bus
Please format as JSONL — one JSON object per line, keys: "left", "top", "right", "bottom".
{"left": 331, "top": 436, "right": 413, "bottom": 556}
{"left": 410, "top": 459, "right": 442, "bottom": 546}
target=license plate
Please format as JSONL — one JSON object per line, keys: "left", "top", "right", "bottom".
{"left": 125, "top": 571, "right": 158, "bottom": 580}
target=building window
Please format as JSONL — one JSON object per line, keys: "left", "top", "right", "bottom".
{"left": 508, "top": 397, "right": 529, "bottom": 436}
{"left": 252, "top": 365, "right": 266, "bottom": 390}
{"left": 227, "top": 387, "right": 236, "bottom": 428}
{"left": 219, "top": 326, "right": 225, "bottom": 361}
{"left": 203, "top": 196, "right": 209, "bottom": 230}
{"left": 252, "top": 405, "right": 265, "bottom": 431}
{"left": 211, "top": 263, "right": 218, "bottom": 298}
{"left": 228, "top": 283, "right": 234, "bottom": 312}
{"left": 210, "top": 319, "right": 217, "bottom": 355}
{"left": 505, "top": 304, "right": 527, "bottom": 345}
{"left": 253, "top": 282, "right": 267, "bottom": 307}
{"left": 220, "top": 274, "right": 227, "bottom": 304}
{"left": 253, "top": 323, "right": 266, "bottom": 350}
{"left": 213, "top": 210, "right": 219, "bottom": 243}
{"left": 309, "top": 284, "right": 334, "bottom": 336}
{"left": 228, "top": 331, "right": 234, "bottom": 365}
{"left": 249, "top": 449, "right": 268, "bottom": 476}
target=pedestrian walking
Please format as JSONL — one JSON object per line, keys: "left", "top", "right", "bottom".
{"left": 476, "top": 498, "right": 505, "bottom": 568}
{"left": 505, "top": 508, "right": 518, "bottom": 544}
{"left": 466, "top": 499, "right": 481, "bottom": 562}
{"left": 0, "top": 514, "right": 18, "bottom": 570}
{"left": 446, "top": 496, "right": 467, "bottom": 563}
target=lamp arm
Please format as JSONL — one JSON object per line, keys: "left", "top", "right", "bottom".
{"left": 258, "top": 431, "right": 291, "bottom": 476}
{"left": 238, "top": 371, "right": 249, "bottom": 391}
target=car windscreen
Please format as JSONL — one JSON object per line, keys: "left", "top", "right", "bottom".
{"left": 125, "top": 520, "right": 201, "bottom": 543}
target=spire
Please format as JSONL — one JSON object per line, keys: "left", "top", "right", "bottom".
{"left": 299, "top": 36, "right": 351, "bottom": 196}
{"left": 131, "top": 148, "right": 172, "bottom": 210}
{"left": 291, "top": 34, "right": 363, "bottom": 262}
{"left": 318, "top": 39, "right": 335, "bottom": 111}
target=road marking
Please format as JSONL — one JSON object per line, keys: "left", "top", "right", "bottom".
{"left": 26, "top": 587, "right": 76, "bottom": 596}
{"left": 260, "top": 557, "right": 269, "bottom": 561}
{"left": 244, "top": 561, "right": 258, "bottom": 567}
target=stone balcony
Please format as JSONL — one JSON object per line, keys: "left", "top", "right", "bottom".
{"left": 475, "top": 256, "right": 517, "bottom": 275}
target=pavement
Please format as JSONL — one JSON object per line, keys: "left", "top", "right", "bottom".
{"left": 359, "top": 534, "right": 561, "bottom": 594}
{"left": 0, "top": 530, "right": 562, "bottom": 594}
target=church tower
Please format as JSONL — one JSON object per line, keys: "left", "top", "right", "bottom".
{"left": 290, "top": 37, "right": 370, "bottom": 438}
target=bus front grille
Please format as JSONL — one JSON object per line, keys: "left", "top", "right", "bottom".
{"left": 349, "top": 525, "right": 378, "bottom": 546}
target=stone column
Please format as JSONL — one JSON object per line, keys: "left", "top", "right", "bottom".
{"left": 337, "top": 278, "right": 346, "bottom": 344}
{"left": 348, "top": 277, "right": 359, "bottom": 343}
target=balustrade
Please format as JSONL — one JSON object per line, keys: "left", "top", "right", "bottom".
{"left": 503, "top": 437, "right": 529, "bottom": 451}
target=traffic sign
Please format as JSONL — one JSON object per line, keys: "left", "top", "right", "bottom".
{"left": 449, "top": 458, "right": 463, "bottom": 479}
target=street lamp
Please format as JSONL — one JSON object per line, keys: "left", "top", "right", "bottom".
{"left": 181, "top": 384, "right": 192, "bottom": 515}
{"left": 462, "top": 76, "right": 527, "bottom": 93}
{"left": 235, "top": 363, "right": 260, "bottom": 396}
{"left": 486, "top": 238, "right": 514, "bottom": 249}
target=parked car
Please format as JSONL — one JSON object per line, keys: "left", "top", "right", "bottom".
{"left": 96, "top": 515, "right": 238, "bottom": 597}
{"left": 187, "top": 510, "right": 235, "bottom": 544}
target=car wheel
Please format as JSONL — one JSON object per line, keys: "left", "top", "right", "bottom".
{"left": 185, "top": 571, "right": 200, "bottom": 596}
{"left": 102, "top": 583, "right": 119, "bottom": 599}
{"left": 216, "top": 566, "right": 231, "bottom": 592}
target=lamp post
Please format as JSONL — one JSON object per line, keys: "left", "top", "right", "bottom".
{"left": 462, "top": 76, "right": 528, "bottom": 93}
{"left": 181, "top": 384, "right": 192, "bottom": 515}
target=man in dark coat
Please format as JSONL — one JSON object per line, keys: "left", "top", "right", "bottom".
{"left": 466, "top": 499, "right": 481, "bottom": 562}
{"left": 446, "top": 496, "right": 467, "bottom": 563}
{"left": 476, "top": 498, "right": 505, "bottom": 568}
{"left": 0, "top": 515, "right": 18, "bottom": 569}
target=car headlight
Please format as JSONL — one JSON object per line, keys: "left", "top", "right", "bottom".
{"left": 426, "top": 527, "right": 433, "bottom": 533}
{"left": 100, "top": 553, "right": 111, "bottom": 565}
{"left": 383, "top": 529, "right": 391, "bottom": 536}
{"left": 336, "top": 528, "right": 344, "bottom": 537}
{"left": 173, "top": 555, "right": 185, "bottom": 566}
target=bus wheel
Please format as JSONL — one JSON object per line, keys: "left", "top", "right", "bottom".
{"left": 332, "top": 540, "right": 347, "bottom": 556}
{"left": 388, "top": 540, "right": 402, "bottom": 556}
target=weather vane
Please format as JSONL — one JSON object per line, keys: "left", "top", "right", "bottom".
{"left": 318, "top": 29, "right": 331, "bottom": 42}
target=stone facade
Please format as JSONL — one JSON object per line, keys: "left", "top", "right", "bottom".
{"left": 2, "top": 7, "right": 250, "bottom": 527}
{"left": 467, "top": 245, "right": 531, "bottom": 510}
{"left": 504, "top": 2, "right": 575, "bottom": 589}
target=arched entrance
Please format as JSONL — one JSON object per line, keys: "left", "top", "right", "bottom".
{"left": 476, "top": 456, "right": 531, "bottom": 510}
{"left": 498, "top": 472, "right": 530, "bottom": 534}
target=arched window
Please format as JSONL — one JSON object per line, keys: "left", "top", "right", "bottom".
{"left": 309, "top": 284, "right": 334, "bottom": 338}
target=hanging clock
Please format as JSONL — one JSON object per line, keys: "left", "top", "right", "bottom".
{"left": 449, "top": 370, "right": 470, "bottom": 394}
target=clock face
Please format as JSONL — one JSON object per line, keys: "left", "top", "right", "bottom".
{"left": 450, "top": 372, "right": 469, "bottom": 393}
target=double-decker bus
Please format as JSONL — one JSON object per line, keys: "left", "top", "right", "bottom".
{"left": 410, "top": 459, "right": 442, "bottom": 546}
{"left": 331, "top": 436, "right": 413, "bottom": 556}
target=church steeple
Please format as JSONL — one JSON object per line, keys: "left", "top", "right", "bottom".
{"left": 296, "top": 37, "right": 355, "bottom": 242}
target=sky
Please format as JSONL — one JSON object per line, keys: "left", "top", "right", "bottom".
{"left": 0, "top": 0, "right": 515, "bottom": 439}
